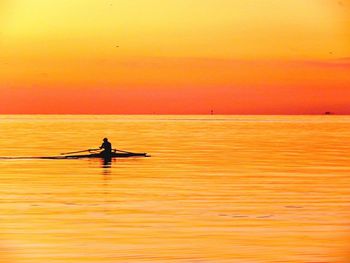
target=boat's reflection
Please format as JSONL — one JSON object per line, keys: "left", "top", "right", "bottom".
{"left": 102, "top": 156, "right": 112, "bottom": 167}
{"left": 101, "top": 157, "right": 114, "bottom": 177}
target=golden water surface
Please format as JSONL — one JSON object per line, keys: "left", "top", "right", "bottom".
{"left": 0, "top": 115, "right": 349, "bottom": 263}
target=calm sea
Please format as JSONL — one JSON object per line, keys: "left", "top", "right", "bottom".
{"left": 0, "top": 115, "right": 349, "bottom": 263}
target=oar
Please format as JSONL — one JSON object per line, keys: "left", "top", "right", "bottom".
{"left": 61, "top": 148, "right": 100, "bottom": 155}
{"left": 113, "top": 148, "right": 134, "bottom": 154}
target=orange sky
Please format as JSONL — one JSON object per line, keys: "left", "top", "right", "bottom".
{"left": 0, "top": 0, "right": 350, "bottom": 114}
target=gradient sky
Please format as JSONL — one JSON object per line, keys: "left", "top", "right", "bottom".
{"left": 0, "top": 0, "right": 349, "bottom": 114}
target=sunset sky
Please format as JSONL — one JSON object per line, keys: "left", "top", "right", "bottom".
{"left": 0, "top": 0, "right": 349, "bottom": 114}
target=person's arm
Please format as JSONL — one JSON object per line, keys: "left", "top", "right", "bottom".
{"left": 100, "top": 143, "right": 104, "bottom": 149}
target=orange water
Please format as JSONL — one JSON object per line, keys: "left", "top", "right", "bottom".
{"left": 0, "top": 115, "right": 349, "bottom": 263}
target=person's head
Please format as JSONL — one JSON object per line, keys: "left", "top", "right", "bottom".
{"left": 103, "top": 138, "right": 108, "bottom": 142}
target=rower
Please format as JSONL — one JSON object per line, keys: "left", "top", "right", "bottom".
{"left": 100, "top": 138, "right": 112, "bottom": 157}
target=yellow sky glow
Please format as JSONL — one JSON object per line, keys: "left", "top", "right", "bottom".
{"left": 2, "top": 0, "right": 349, "bottom": 59}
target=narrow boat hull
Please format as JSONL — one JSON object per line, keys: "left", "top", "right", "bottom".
{"left": 65, "top": 152, "right": 147, "bottom": 159}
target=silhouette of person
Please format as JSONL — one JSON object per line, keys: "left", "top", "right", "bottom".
{"left": 100, "top": 138, "right": 112, "bottom": 157}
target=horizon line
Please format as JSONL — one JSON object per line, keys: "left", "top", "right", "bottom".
{"left": 0, "top": 113, "right": 345, "bottom": 116}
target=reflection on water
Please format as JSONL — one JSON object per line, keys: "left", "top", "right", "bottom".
{"left": 0, "top": 115, "right": 350, "bottom": 263}
{"left": 102, "top": 156, "right": 112, "bottom": 168}
{"left": 101, "top": 158, "right": 112, "bottom": 177}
